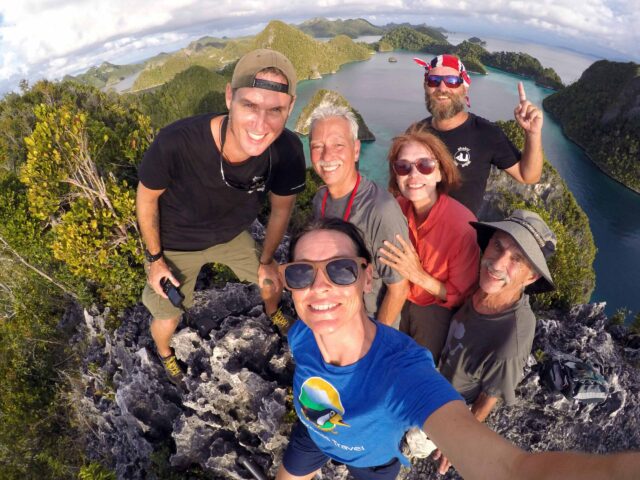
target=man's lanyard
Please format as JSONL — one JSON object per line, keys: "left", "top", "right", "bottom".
{"left": 320, "top": 173, "right": 361, "bottom": 221}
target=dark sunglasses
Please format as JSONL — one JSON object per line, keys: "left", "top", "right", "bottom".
{"left": 220, "top": 147, "right": 271, "bottom": 193}
{"left": 279, "top": 257, "right": 367, "bottom": 290}
{"left": 425, "top": 74, "right": 464, "bottom": 89}
{"left": 392, "top": 158, "right": 438, "bottom": 176}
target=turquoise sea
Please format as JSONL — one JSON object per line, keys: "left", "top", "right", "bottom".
{"left": 286, "top": 49, "right": 640, "bottom": 319}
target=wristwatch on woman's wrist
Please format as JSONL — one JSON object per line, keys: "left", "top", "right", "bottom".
{"left": 144, "top": 248, "right": 163, "bottom": 263}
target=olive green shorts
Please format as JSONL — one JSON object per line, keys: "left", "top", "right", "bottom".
{"left": 142, "top": 230, "right": 259, "bottom": 320}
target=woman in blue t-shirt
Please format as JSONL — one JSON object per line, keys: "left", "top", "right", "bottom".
{"left": 274, "top": 217, "right": 639, "bottom": 480}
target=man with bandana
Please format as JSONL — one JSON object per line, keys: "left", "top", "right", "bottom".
{"left": 415, "top": 54, "right": 544, "bottom": 215}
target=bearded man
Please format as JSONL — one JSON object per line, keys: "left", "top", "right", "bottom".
{"left": 415, "top": 54, "right": 544, "bottom": 215}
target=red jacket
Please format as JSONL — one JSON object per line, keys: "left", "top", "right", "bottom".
{"left": 397, "top": 194, "right": 480, "bottom": 309}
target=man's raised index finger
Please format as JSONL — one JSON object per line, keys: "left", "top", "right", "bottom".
{"left": 518, "top": 81, "right": 527, "bottom": 102}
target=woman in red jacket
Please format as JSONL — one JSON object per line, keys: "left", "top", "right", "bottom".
{"left": 379, "top": 124, "right": 480, "bottom": 363}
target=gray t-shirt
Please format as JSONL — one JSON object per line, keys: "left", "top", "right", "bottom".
{"left": 312, "top": 176, "right": 408, "bottom": 316}
{"left": 438, "top": 294, "right": 536, "bottom": 405}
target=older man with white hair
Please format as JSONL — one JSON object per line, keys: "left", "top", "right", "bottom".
{"left": 309, "top": 105, "right": 409, "bottom": 326}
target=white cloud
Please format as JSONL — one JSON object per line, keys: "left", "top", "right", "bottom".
{"left": 1, "top": 0, "right": 638, "bottom": 93}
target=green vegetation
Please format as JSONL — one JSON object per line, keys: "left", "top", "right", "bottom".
{"left": 136, "top": 65, "right": 228, "bottom": 128}
{"left": 78, "top": 462, "right": 116, "bottom": 480}
{"left": 376, "top": 26, "right": 562, "bottom": 89}
{"left": 289, "top": 168, "right": 324, "bottom": 233}
{"left": 0, "top": 249, "right": 82, "bottom": 479}
{"left": 609, "top": 307, "right": 631, "bottom": 326}
{"left": 294, "top": 89, "right": 375, "bottom": 141}
{"left": 631, "top": 312, "right": 640, "bottom": 334}
{"left": 0, "top": 79, "right": 155, "bottom": 479}
{"left": 132, "top": 45, "right": 227, "bottom": 92}
{"left": 483, "top": 51, "right": 563, "bottom": 89}
{"left": 64, "top": 62, "right": 144, "bottom": 90}
{"left": 251, "top": 21, "right": 370, "bottom": 81}
{"left": 382, "top": 23, "right": 448, "bottom": 43}
{"left": 378, "top": 26, "right": 448, "bottom": 52}
{"left": 130, "top": 20, "right": 371, "bottom": 92}
{"left": 543, "top": 60, "right": 640, "bottom": 192}
{"left": 493, "top": 120, "right": 596, "bottom": 310}
{"left": 0, "top": 80, "right": 150, "bottom": 311}
{"left": 297, "top": 17, "right": 384, "bottom": 38}
{"left": 468, "top": 36, "right": 487, "bottom": 46}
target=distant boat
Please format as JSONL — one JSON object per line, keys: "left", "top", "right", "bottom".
{"left": 388, "top": 57, "right": 397, "bottom": 63}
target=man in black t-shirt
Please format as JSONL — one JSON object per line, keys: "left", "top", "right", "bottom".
{"left": 414, "top": 54, "right": 544, "bottom": 214}
{"left": 136, "top": 49, "right": 306, "bottom": 385}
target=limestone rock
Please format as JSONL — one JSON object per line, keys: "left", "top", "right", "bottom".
{"left": 400, "top": 303, "right": 640, "bottom": 479}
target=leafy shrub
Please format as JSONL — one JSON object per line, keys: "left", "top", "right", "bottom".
{"left": 0, "top": 256, "right": 82, "bottom": 479}
{"left": 16, "top": 90, "right": 152, "bottom": 309}
{"left": 78, "top": 462, "right": 116, "bottom": 480}
{"left": 609, "top": 307, "right": 630, "bottom": 326}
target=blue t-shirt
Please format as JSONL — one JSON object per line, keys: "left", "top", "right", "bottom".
{"left": 288, "top": 319, "right": 462, "bottom": 468}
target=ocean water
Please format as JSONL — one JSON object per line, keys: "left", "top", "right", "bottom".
{"left": 444, "top": 32, "right": 598, "bottom": 84}
{"left": 287, "top": 50, "right": 640, "bottom": 319}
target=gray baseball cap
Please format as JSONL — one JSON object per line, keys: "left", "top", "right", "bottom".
{"left": 470, "top": 209, "right": 557, "bottom": 293}
{"left": 231, "top": 49, "right": 297, "bottom": 96}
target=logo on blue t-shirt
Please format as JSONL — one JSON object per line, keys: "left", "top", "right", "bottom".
{"left": 454, "top": 147, "right": 471, "bottom": 167}
{"left": 299, "top": 377, "right": 350, "bottom": 432}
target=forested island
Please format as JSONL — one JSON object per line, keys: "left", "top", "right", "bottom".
{"left": 543, "top": 60, "right": 640, "bottom": 193}
{"left": 376, "top": 27, "right": 563, "bottom": 89}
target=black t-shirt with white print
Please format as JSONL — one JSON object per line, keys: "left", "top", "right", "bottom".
{"left": 138, "top": 113, "right": 306, "bottom": 251}
{"left": 418, "top": 113, "right": 521, "bottom": 214}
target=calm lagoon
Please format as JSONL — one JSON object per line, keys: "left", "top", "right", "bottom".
{"left": 287, "top": 50, "right": 640, "bottom": 318}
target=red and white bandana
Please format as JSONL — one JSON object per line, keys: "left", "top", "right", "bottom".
{"left": 413, "top": 54, "right": 472, "bottom": 87}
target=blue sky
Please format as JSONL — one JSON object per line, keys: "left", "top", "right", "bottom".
{"left": 1, "top": 1, "right": 638, "bottom": 94}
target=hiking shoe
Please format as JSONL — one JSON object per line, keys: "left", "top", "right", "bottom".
{"left": 159, "top": 349, "right": 185, "bottom": 386}
{"left": 270, "top": 307, "right": 294, "bottom": 334}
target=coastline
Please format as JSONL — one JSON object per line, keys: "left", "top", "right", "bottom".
{"left": 544, "top": 109, "right": 640, "bottom": 196}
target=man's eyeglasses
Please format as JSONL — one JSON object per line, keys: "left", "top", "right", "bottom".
{"left": 425, "top": 74, "right": 464, "bottom": 89}
{"left": 279, "top": 257, "right": 367, "bottom": 290}
{"left": 220, "top": 147, "right": 271, "bottom": 193}
{"left": 392, "top": 158, "right": 438, "bottom": 176}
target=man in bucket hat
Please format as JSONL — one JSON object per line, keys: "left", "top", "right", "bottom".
{"left": 136, "top": 49, "right": 305, "bottom": 385}
{"left": 413, "top": 54, "right": 545, "bottom": 215}
{"left": 423, "top": 209, "right": 555, "bottom": 472}
{"left": 439, "top": 209, "right": 556, "bottom": 419}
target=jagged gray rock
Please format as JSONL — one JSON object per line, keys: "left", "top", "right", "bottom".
{"left": 73, "top": 268, "right": 640, "bottom": 479}
{"left": 400, "top": 303, "right": 640, "bottom": 479}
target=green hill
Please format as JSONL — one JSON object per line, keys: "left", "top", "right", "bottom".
{"left": 382, "top": 23, "right": 448, "bottom": 43}
{"left": 130, "top": 20, "right": 370, "bottom": 91}
{"left": 543, "top": 60, "right": 640, "bottom": 192}
{"left": 297, "top": 17, "right": 384, "bottom": 38}
{"left": 251, "top": 21, "right": 371, "bottom": 80}
{"left": 135, "top": 66, "right": 229, "bottom": 128}
{"left": 378, "top": 26, "right": 449, "bottom": 51}
{"left": 483, "top": 51, "right": 563, "bottom": 89}
{"left": 64, "top": 61, "right": 143, "bottom": 89}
